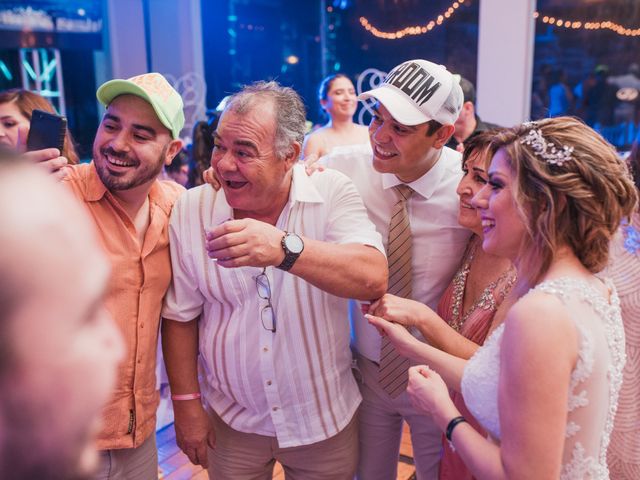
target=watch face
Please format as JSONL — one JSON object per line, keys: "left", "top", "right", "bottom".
{"left": 284, "top": 234, "right": 304, "bottom": 254}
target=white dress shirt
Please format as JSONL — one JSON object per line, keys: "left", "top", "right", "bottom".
{"left": 162, "top": 164, "right": 384, "bottom": 447}
{"left": 325, "top": 144, "right": 471, "bottom": 362}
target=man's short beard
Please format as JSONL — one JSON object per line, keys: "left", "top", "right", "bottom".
{"left": 94, "top": 143, "right": 169, "bottom": 192}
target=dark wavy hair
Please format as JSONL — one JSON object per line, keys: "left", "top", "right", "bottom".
{"left": 461, "top": 129, "right": 501, "bottom": 168}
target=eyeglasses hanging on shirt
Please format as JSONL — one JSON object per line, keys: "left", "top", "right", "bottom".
{"left": 255, "top": 267, "right": 276, "bottom": 333}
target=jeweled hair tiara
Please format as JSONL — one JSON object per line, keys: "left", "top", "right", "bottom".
{"left": 519, "top": 121, "right": 574, "bottom": 167}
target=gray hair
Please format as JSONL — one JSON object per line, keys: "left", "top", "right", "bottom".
{"left": 225, "top": 81, "right": 306, "bottom": 160}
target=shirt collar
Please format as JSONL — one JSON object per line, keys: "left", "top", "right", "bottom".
{"left": 288, "top": 163, "right": 325, "bottom": 205}
{"left": 381, "top": 149, "right": 447, "bottom": 200}
{"left": 212, "top": 163, "right": 324, "bottom": 224}
{"left": 85, "top": 162, "right": 108, "bottom": 202}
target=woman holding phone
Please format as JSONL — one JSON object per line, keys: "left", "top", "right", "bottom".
{"left": 0, "top": 88, "right": 78, "bottom": 165}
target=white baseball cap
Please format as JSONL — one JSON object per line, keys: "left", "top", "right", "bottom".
{"left": 359, "top": 59, "right": 463, "bottom": 126}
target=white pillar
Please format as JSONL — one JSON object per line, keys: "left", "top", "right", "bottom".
{"left": 146, "top": 0, "right": 204, "bottom": 82}
{"left": 146, "top": 0, "right": 206, "bottom": 138}
{"left": 104, "top": 0, "right": 148, "bottom": 79}
{"left": 103, "top": 0, "right": 206, "bottom": 139}
{"left": 476, "top": 0, "right": 536, "bottom": 126}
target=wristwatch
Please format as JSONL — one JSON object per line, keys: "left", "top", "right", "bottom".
{"left": 276, "top": 232, "right": 304, "bottom": 271}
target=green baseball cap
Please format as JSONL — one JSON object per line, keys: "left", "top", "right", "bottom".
{"left": 96, "top": 72, "right": 185, "bottom": 139}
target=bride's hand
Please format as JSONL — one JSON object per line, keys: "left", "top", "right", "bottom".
{"left": 369, "top": 294, "right": 433, "bottom": 329}
{"left": 407, "top": 365, "right": 456, "bottom": 426}
{"left": 365, "top": 313, "right": 423, "bottom": 360}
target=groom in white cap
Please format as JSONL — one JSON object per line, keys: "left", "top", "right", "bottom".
{"left": 64, "top": 72, "right": 185, "bottom": 479}
{"left": 324, "top": 59, "right": 471, "bottom": 479}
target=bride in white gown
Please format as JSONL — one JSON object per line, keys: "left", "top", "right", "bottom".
{"left": 368, "top": 116, "right": 638, "bottom": 479}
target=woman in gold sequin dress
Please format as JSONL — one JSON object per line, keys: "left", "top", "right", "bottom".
{"left": 367, "top": 131, "right": 515, "bottom": 480}
{"left": 606, "top": 143, "right": 640, "bottom": 479}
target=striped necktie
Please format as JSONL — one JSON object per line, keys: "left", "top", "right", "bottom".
{"left": 379, "top": 183, "right": 414, "bottom": 397}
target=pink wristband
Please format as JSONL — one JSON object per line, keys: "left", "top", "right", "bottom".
{"left": 171, "top": 392, "right": 201, "bottom": 401}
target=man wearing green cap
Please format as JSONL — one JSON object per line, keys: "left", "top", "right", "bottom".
{"left": 64, "top": 72, "right": 184, "bottom": 479}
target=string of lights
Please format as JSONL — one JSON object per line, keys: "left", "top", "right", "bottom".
{"left": 536, "top": 12, "right": 640, "bottom": 37}
{"left": 360, "top": 2, "right": 640, "bottom": 40}
{"left": 359, "top": 0, "right": 465, "bottom": 40}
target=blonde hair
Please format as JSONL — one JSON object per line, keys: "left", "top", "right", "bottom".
{"left": 491, "top": 116, "right": 638, "bottom": 285}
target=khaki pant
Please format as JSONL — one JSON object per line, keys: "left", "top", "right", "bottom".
{"left": 356, "top": 354, "right": 441, "bottom": 480}
{"left": 207, "top": 409, "right": 358, "bottom": 480}
{"left": 92, "top": 434, "right": 157, "bottom": 480}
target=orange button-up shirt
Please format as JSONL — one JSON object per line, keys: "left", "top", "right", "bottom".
{"left": 65, "top": 163, "right": 183, "bottom": 450}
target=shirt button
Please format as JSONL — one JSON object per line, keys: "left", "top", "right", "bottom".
{"left": 266, "top": 380, "right": 272, "bottom": 386}
{"left": 272, "top": 406, "right": 279, "bottom": 412}
{"left": 140, "top": 323, "right": 144, "bottom": 328}
{"left": 263, "top": 347, "right": 269, "bottom": 352}
{"left": 137, "top": 359, "right": 141, "bottom": 364}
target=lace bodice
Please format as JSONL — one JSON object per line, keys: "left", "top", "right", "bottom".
{"left": 460, "top": 277, "right": 626, "bottom": 479}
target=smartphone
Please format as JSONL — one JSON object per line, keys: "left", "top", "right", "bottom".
{"left": 26, "top": 109, "right": 67, "bottom": 152}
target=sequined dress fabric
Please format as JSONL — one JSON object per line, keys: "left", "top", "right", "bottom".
{"left": 604, "top": 213, "right": 640, "bottom": 479}
{"left": 461, "top": 277, "right": 626, "bottom": 479}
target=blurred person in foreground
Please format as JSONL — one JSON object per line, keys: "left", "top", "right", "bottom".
{"left": 0, "top": 155, "right": 124, "bottom": 479}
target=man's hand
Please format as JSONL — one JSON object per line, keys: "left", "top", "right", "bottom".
{"left": 17, "top": 126, "right": 68, "bottom": 181}
{"left": 205, "top": 218, "right": 285, "bottom": 268}
{"left": 369, "top": 294, "right": 433, "bottom": 329}
{"left": 173, "top": 400, "right": 216, "bottom": 467}
{"left": 22, "top": 148, "right": 69, "bottom": 181}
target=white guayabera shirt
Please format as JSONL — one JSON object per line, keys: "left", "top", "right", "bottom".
{"left": 162, "top": 164, "right": 384, "bottom": 447}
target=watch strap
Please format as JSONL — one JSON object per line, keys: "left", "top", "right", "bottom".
{"left": 276, "top": 232, "right": 303, "bottom": 271}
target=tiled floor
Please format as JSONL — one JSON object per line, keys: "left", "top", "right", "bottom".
{"left": 158, "top": 422, "right": 416, "bottom": 479}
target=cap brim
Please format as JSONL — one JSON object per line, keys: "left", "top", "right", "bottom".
{"left": 96, "top": 79, "right": 175, "bottom": 137}
{"left": 358, "top": 86, "right": 431, "bottom": 126}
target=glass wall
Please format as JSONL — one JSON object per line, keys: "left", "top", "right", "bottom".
{"left": 201, "top": 0, "right": 480, "bottom": 127}
{"left": 325, "top": 0, "right": 480, "bottom": 126}
{"left": 531, "top": 0, "right": 640, "bottom": 150}
{"left": 201, "top": 0, "right": 322, "bottom": 125}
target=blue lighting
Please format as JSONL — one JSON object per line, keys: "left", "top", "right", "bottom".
{"left": 0, "top": 61, "right": 13, "bottom": 81}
